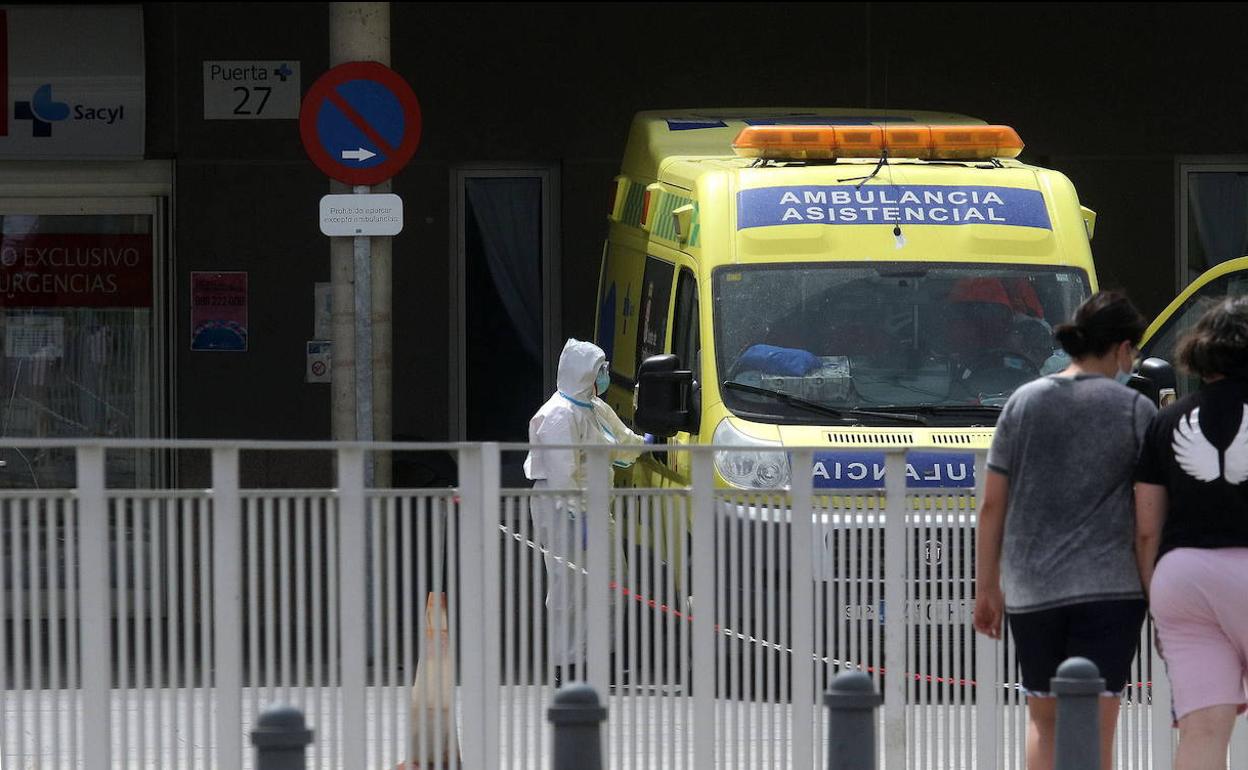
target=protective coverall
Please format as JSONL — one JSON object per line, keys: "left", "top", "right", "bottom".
{"left": 524, "top": 339, "right": 644, "bottom": 667}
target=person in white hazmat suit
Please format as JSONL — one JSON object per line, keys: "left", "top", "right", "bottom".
{"left": 524, "top": 339, "right": 647, "bottom": 674}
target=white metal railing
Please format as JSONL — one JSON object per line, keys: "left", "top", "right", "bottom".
{"left": 2, "top": 440, "right": 468, "bottom": 769}
{"left": 3, "top": 439, "right": 1245, "bottom": 768}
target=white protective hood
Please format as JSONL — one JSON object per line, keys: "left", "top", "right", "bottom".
{"left": 556, "top": 338, "right": 605, "bottom": 400}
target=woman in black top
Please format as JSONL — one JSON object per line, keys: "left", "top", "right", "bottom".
{"left": 1136, "top": 296, "right": 1248, "bottom": 770}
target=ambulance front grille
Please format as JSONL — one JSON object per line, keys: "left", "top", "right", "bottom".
{"left": 930, "top": 431, "right": 994, "bottom": 445}
{"left": 825, "top": 432, "right": 915, "bottom": 446}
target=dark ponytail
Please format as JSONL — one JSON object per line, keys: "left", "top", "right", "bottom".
{"left": 1053, "top": 324, "right": 1087, "bottom": 356}
{"left": 1054, "top": 290, "right": 1146, "bottom": 359}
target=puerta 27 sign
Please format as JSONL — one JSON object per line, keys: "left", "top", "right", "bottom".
{"left": 299, "top": 61, "right": 422, "bottom": 186}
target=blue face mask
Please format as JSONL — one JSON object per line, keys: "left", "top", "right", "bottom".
{"left": 595, "top": 369, "right": 610, "bottom": 395}
{"left": 1115, "top": 345, "right": 1137, "bottom": 386}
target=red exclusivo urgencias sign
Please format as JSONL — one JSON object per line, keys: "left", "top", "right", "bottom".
{"left": 0, "top": 233, "right": 153, "bottom": 308}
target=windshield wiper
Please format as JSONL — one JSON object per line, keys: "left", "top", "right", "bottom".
{"left": 868, "top": 403, "right": 1003, "bottom": 422}
{"left": 722, "top": 381, "right": 928, "bottom": 425}
{"left": 909, "top": 404, "right": 1002, "bottom": 414}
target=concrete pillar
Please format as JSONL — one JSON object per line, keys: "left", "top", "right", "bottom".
{"left": 328, "top": 1, "right": 391, "bottom": 486}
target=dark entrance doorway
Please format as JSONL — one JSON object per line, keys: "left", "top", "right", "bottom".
{"left": 453, "top": 167, "right": 559, "bottom": 484}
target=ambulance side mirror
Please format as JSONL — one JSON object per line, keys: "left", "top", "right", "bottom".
{"left": 1128, "top": 356, "right": 1177, "bottom": 407}
{"left": 634, "top": 354, "right": 695, "bottom": 438}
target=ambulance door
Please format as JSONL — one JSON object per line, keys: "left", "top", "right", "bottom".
{"left": 1140, "top": 255, "right": 1248, "bottom": 398}
{"left": 595, "top": 239, "right": 652, "bottom": 422}
{"left": 664, "top": 263, "right": 701, "bottom": 485}
{"left": 626, "top": 252, "right": 677, "bottom": 488}
{"left": 655, "top": 261, "right": 700, "bottom": 584}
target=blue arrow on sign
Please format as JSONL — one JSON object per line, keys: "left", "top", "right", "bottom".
{"left": 316, "top": 79, "right": 405, "bottom": 169}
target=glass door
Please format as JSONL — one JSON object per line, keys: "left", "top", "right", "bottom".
{"left": 1179, "top": 162, "right": 1248, "bottom": 289}
{"left": 451, "top": 166, "right": 560, "bottom": 485}
{"left": 0, "top": 197, "right": 167, "bottom": 488}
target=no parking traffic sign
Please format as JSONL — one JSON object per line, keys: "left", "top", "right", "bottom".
{"left": 299, "top": 61, "right": 422, "bottom": 186}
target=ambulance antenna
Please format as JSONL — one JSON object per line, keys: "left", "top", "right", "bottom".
{"left": 837, "top": 148, "right": 888, "bottom": 187}
{"left": 878, "top": 34, "right": 904, "bottom": 247}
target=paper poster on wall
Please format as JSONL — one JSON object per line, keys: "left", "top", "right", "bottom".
{"left": 191, "top": 272, "right": 248, "bottom": 352}
{"left": 4, "top": 315, "right": 64, "bottom": 359}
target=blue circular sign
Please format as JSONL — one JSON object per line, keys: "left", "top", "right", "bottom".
{"left": 300, "top": 62, "right": 422, "bottom": 185}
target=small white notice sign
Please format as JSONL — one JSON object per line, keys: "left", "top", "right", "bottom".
{"left": 307, "top": 341, "right": 331, "bottom": 383}
{"left": 203, "top": 61, "right": 301, "bottom": 120}
{"left": 319, "top": 193, "right": 404, "bottom": 236}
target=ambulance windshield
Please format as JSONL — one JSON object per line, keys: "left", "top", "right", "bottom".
{"left": 714, "top": 263, "right": 1091, "bottom": 422}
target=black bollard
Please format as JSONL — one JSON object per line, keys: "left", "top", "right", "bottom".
{"left": 548, "top": 682, "right": 608, "bottom": 770}
{"left": 1051, "top": 657, "right": 1105, "bottom": 770}
{"left": 251, "top": 704, "right": 314, "bottom": 770}
{"left": 824, "top": 670, "right": 883, "bottom": 770}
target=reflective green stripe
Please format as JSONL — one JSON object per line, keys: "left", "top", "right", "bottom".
{"left": 656, "top": 196, "right": 672, "bottom": 238}
{"left": 620, "top": 182, "right": 698, "bottom": 245}
{"left": 621, "top": 182, "right": 646, "bottom": 226}
{"left": 652, "top": 192, "right": 694, "bottom": 242}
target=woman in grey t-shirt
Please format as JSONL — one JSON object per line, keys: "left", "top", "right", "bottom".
{"left": 974, "top": 291, "right": 1155, "bottom": 770}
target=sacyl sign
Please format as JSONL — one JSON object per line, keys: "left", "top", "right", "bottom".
{"left": 0, "top": 5, "right": 145, "bottom": 159}
{"left": 15, "top": 84, "right": 127, "bottom": 135}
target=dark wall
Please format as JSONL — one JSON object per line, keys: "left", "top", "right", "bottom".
{"left": 144, "top": 2, "right": 1248, "bottom": 463}
{"left": 147, "top": 3, "right": 334, "bottom": 484}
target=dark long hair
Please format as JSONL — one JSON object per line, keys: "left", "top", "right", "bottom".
{"left": 1053, "top": 290, "right": 1147, "bottom": 358}
{"left": 1177, "top": 296, "right": 1248, "bottom": 379}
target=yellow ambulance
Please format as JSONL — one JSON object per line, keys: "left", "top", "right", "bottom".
{"left": 595, "top": 109, "right": 1099, "bottom": 493}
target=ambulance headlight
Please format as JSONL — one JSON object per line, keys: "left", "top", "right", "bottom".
{"left": 713, "top": 419, "right": 791, "bottom": 490}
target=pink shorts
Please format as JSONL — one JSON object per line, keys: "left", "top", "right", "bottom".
{"left": 1150, "top": 547, "right": 1248, "bottom": 722}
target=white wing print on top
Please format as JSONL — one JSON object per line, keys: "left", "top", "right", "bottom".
{"left": 1223, "top": 407, "right": 1248, "bottom": 485}
{"left": 1172, "top": 405, "right": 1248, "bottom": 484}
{"left": 1172, "top": 408, "right": 1221, "bottom": 482}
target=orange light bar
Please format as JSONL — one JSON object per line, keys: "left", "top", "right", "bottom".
{"left": 927, "top": 126, "right": 1024, "bottom": 160}
{"left": 732, "top": 124, "right": 1023, "bottom": 161}
{"left": 731, "top": 126, "right": 840, "bottom": 160}
{"left": 833, "top": 125, "right": 884, "bottom": 155}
